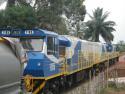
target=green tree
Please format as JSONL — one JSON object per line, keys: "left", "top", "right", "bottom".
{"left": 84, "top": 7, "right": 116, "bottom": 42}
{"left": 64, "top": 0, "right": 86, "bottom": 37}
{"left": 33, "top": 0, "right": 86, "bottom": 35}
{"left": 7, "top": 0, "right": 30, "bottom": 7}
{"left": 35, "top": 0, "right": 64, "bottom": 33}
{"left": 0, "top": 5, "right": 38, "bottom": 28}
{"left": 1, "top": 0, "right": 86, "bottom": 35}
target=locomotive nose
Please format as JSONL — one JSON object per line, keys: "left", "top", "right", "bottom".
{"left": 23, "top": 52, "right": 45, "bottom": 77}
{"left": 27, "top": 52, "right": 44, "bottom": 60}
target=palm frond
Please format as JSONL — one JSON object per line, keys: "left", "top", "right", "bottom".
{"left": 103, "top": 21, "right": 116, "bottom": 26}
{"left": 84, "top": 7, "right": 116, "bottom": 42}
{"left": 101, "top": 27, "right": 114, "bottom": 42}
{"left": 101, "top": 11, "right": 109, "bottom": 22}
{"left": 87, "top": 12, "right": 93, "bottom": 19}
{"left": 105, "top": 26, "right": 116, "bottom": 32}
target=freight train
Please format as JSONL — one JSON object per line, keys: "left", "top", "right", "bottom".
{"left": 0, "top": 28, "right": 119, "bottom": 94}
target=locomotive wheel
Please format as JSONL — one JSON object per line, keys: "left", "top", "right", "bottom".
{"left": 46, "top": 90, "right": 53, "bottom": 94}
{"left": 41, "top": 81, "right": 59, "bottom": 94}
{"left": 40, "top": 87, "right": 55, "bottom": 94}
{"left": 51, "top": 81, "right": 59, "bottom": 94}
{"left": 68, "top": 80, "right": 72, "bottom": 87}
{"left": 66, "top": 76, "right": 73, "bottom": 88}
{"left": 41, "top": 89, "right": 53, "bottom": 94}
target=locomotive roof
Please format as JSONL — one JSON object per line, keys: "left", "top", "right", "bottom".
{"left": 58, "top": 35, "right": 71, "bottom": 47}
{"left": 0, "top": 28, "right": 58, "bottom": 37}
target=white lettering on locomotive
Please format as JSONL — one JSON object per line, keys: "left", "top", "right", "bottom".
{"left": 50, "top": 63, "right": 55, "bottom": 71}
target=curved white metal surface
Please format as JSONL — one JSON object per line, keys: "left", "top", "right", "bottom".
{"left": 0, "top": 41, "right": 21, "bottom": 94}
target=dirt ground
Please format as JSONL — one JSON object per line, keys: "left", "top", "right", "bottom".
{"left": 117, "top": 55, "right": 125, "bottom": 69}
{"left": 114, "top": 55, "right": 125, "bottom": 77}
{"left": 108, "top": 91, "right": 125, "bottom": 94}
{"left": 103, "top": 55, "right": 125, "bottom": 94}
{"left": 104, "top": 89, "right": 125, "bottom": 94}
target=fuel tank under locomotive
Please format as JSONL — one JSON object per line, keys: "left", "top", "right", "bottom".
{"left": 0, "top": 38, "right": 21, "bottom": 94}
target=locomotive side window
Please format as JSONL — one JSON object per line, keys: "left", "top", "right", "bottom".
{"left": 47, "top": 36, "right": 58, "bottom": 57}
{"left": 47, "top": 37, "right": 54, "bottom": 54}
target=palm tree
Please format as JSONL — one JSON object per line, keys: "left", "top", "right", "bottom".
{"left": 84, "top": 7, "right": 116, "bottom": 43}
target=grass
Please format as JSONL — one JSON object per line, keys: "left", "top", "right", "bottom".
{"left": 18, "top": 90, "right": 23, "bottom": 94}
{"left": 100, "top": 81, "right": 125, "bottom": 94}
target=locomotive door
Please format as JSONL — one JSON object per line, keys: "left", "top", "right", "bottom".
{"left": 47, "top": 36, "right": 59, "bottom": 63}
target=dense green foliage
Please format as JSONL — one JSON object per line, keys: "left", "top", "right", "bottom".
{"left": 0, "top": 0, "right": 86, "bottom": 35}
{"left": 0, "top": 5, "right": 37, "bottom": 28}
{"left": 64, "top": 0, "right": 86, "bottom": 37}
{"left": 84, "top": 7, "right": 116, "bottom": 42}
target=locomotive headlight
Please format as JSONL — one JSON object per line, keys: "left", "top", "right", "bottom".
{"left": 37, "top": 62, "right": 41, "bottom": 66}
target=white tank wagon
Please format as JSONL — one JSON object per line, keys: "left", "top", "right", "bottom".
{"left": 0, "top": 38, "right": 23, "bottom": 94}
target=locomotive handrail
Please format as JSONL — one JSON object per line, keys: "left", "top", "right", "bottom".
{"left": 64, "top": 50, "right": 120, "bottom": 76}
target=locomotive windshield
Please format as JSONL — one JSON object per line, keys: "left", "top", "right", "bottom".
{"left": 20, "top": 38, "right": 43, "bottom": 51}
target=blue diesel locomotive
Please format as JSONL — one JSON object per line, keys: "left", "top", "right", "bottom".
{"left": 0, "top": 28, "right": 119, "bottom": 94}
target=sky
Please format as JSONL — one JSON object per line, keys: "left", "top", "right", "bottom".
{"left": 0, "top": 1, "right": 124, "bottom": 43}
{"left": 0, "top": 2, "right": 6, "bottom": 10}
{"left": 84, "top": 0, "right": 125, "bottom": 43}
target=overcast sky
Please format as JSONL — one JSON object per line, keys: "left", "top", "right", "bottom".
{"left": 0, "top": 2, "right": 6, "bottom": 10}
{"left": 0, "top": 1, "right": 124, "bottom": 43}
{"left": 84, "top": 0, "right": 125, "bottom": 43}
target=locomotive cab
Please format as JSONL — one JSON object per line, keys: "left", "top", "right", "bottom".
{"left": 20, "top": 34, "right": 59, "bottom": 58}
{"left": 0, "top": 28, "right": 62, "bottom": 77}
{"left": 23, "top": 34, "right": 71, "bottom": 77}
{"left": 19, "top": 29, "right": 63, "bottom": 77}
{"left": 0, "top": 28, "right": 71, "bottom": 93}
